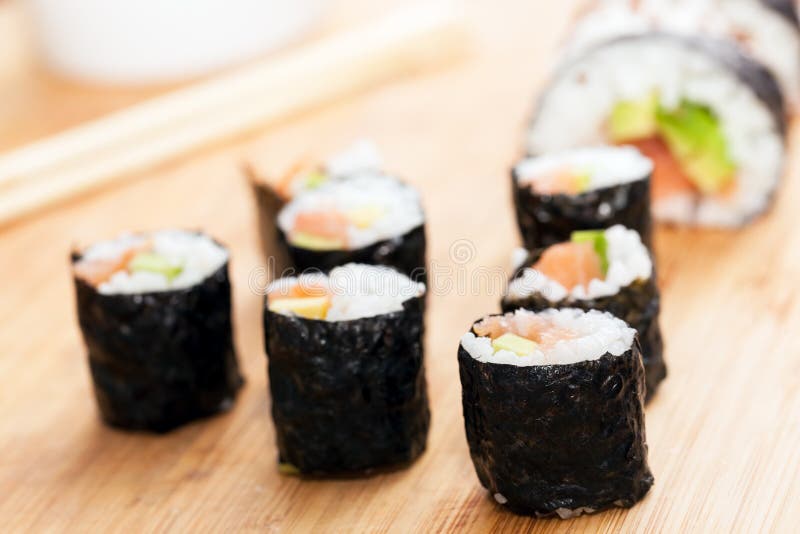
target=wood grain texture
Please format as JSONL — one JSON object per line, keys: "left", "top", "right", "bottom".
{"left": 1, "top": 0, "right": 799, "bottom": 532}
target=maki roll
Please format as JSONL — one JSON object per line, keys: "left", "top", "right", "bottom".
{"left": 71, "top": 230, "right": 243, "bottom": 432}
{"left": 501, "top": 225, "right": 665, "bottom": 399}
{"left": 563, "top": 0, "right": 800, "bottom": 110}
{"left": 513, "top": 145, "right": 653, "bottom": 250}
{"left": 248, "top": 140, "right": 383, "bottom": 279}
{"left": 527, "top": 33, "right": 785, "bottom": 227}
{"left": 458, "top": 308, "right": 654, "bottom": 517}
{"left": 264, "top": 263, "right": 429, "bottom": 475}
{"left": 276, "top": 171, "right": 426, "bottom": 284}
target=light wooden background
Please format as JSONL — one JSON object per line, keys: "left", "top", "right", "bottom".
{"left": 1, "top": 1, "right": 799, "bottom": 532}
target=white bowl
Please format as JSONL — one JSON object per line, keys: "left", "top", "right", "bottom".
{"left": 25, "top": 0, "right": 327, "bottom": 85}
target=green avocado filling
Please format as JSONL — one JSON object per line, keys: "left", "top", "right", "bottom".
{"left": 492, "top": 333, "right": 537, "bottom": 356}
{"left": 609, "top": 94, "right": 736, "bottom": 194}
{"left": 303, "top": 169, "right": 328, "bottom": 190}
{"left": 128, "top": 252, "right": 183, "bottom": 281}
{"left": 571, "top": 230, "right": 608, "bottom": 275}
{"left": 278, "top": 462, "right": 300, "bottom": 476}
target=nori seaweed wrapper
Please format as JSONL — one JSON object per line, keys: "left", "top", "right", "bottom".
{"left": 762, "top": 0, "right": 800, "bottom": 28}
{"left": 264, "top": 294, "right": 429, "bottom": 475}
{"left": 512, "top": 169, "right": 652, "bottom": 250}
{"left": 501, "top": 248, "right": 666, "bottom": 401}
{"left": 251, "top": 180, "right": 291, "bottom": 279}
{"left": 458, "top": 321, "right": 654, "bottom": 517}
{"left": 72, "top": 253, "right": 243, "bottom": 433}
{"left": 278, "top": 224, "right": 427, "bottom": 285}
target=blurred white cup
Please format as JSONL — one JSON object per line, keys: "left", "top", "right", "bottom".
{"left": 25, "top": 0, "right": 327, "bottom": 85}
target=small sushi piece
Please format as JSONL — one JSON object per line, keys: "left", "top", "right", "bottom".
{"left": 563, "top": 0, "right": 800, "bottom": 110}
{"left": 458, "top": 308, "right": 654, "bottom": 517}
{"left": 502, "top": 225, "right": 666, "bottom": 400}
{"left": 276, "top": 171, "right": 426, "bottom": 283}
{"left": 264, "top": 263, "right": 429, "bottom": 475}
{"left": 527, "top": 33, "right": 785, "bottom": 227}
{"left": 248, "top": 139, "right": 383, "bottom": 278}
{"left": 71, "top": 230, "right": 243, "bottom": 432}
{"left": 513, "top": 145, "right": 653, "bottom": 249}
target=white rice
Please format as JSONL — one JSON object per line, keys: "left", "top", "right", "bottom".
{"left": 78, "top": 230, "right": 228, "bottom": 295}
{"left": 277, "top": 174, "right": 424, "bottom": 250}
{"left": 515, "top": 145, "right": 653, "bottom": 193}
{"left": 563, "top": 0, "right": 800, "bottom": 109}
{"left": 527, "top": 35, "right": 784, "bottom": 226}
{"left": 324, "top": 139, "right": 383, "bottom": 179}
{"left": 461, "top": 308, "right": 635, "bottom": 366}
{"left": 268, "top": 263, "right": 425, "bottom": 321}
{"left": 506, "top": 225, "right": 652, "bottom": 302}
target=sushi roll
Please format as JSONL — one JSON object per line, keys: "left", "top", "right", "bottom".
{"left": 264, "top": 263, "right": 429, "bottom": 475}
{"left": 527, "top": 33, "right": 785, "bottom": 227}
{"left": 248, "top": 139, "right": 383, "bottom": 278}
{"left": 563, "top": 0, "right": 800, "bottom": 110}
{"left": 458, "top": 308, "right": 654, "bottom": 517}
{"left": 276, "top": 171, "right": 426, "bottom": 284}
{"left": 501, "top": 225, "right": 665, "bottom": 399}
{"left": 71, "top": 230, "right": 243, "bottom": 432}
{"left": 513, "top": 145, "right": 653, "bottom": 250}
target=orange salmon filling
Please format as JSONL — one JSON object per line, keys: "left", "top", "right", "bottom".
{"left": 73, "top": 241, "right": 152, "bottom": 287}
{"left": 530, "top": 168, "right": 588, "bottom": 195}
{"left": 291, "top": 211, "right": 350, "bottom": 244}
{"left": 533, "top": 241, "right": 603, "bottom": 291}
{"left": 627, "top": 138, "right": 695, "bottom": 200}
{"left": 473, "top": 315, "right": 576, "bottom": 352}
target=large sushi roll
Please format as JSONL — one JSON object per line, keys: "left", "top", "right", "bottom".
{"left": 264, "top": 263, "right": 429, "bottom": 475}
{"left": 513, "top": 145, "right": 653, "bottom": 250}
{"left": 501, "top": 225, "right": 665, "bottom": 399}
{"left": 527, "top": 33, "right": 785, "bottom": 227}
{"left": 248, "top": 140, "right": 383, "bottom": 279}
{"left": 276, "top": 171, "right": 426, "bottom": 284}
{"left": 458, "top": 308, "right": 654, "bottom": 517}
{"left": 563, "top": 0, "right": 800, "bottom": 110}
{"left": 71, "top": 230, "right": 243, "bottom": 432}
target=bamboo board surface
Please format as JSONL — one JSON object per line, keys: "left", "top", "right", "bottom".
{"left": 1, "top": 1, "right": 799, "bottom": 532}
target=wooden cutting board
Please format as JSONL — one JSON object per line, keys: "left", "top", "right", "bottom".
{"left": 1, "top": 0, "right": 798, "bottom": 531}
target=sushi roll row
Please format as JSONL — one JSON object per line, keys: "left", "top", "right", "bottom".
{"left": 70, "top": 143, "right": 433, "bottom": 478}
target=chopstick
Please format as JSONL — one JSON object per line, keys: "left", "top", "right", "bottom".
{"left": 0, "top": 2, "right": 469, "bottom": 225}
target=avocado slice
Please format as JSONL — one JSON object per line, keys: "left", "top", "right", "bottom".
{"left": 346, "top": 205, "right": 385, "bottom": 229}
{"left": 303, "top": 169, "right": 328, "bottom": 190}
{"left": 571, "top": 229, "right": 609, "bottom": 275}
{"left": 128, "top": 252, "right": 183, "bottom": 281}
{"left": 269, "top": 296, "right": 331, "bottom": 320}
{"left": 289, "top": 231, "right": 345, "bottom": 251}
{"left": 492, "top": 333, "right": 537, "bottom": 356}
{"left": 609, "top": 93, "right": 659, "bottom": 142}
{"left": 277, "top": 462, "right": 300, "bottom": 476}
{"left": 655, "top": 101, "right": 736, "bottom": 194}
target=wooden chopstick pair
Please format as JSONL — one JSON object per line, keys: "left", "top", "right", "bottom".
{"left": 0, "top": 2, "right": 469, "bottom": 227}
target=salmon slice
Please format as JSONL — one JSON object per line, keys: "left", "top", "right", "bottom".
{"left": 533, "top": 241, "right": 603, "bottom": 291}
{"left": 473, "top": 314, "right": 576, "bottom": 351}
{"left": 292, "top": 210, "right": 350, "bottom": 241}
{"left": 73, "top": 242, "right": 151, "bottom": 287}
{"left": 275, "top": 159, "right": 311, "bottom": 200}
{"left": 532, "top": 168, "right": 585, "bottom": 195}
{"left": 627, "top": 138, "right": 695, "bottom": 200}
